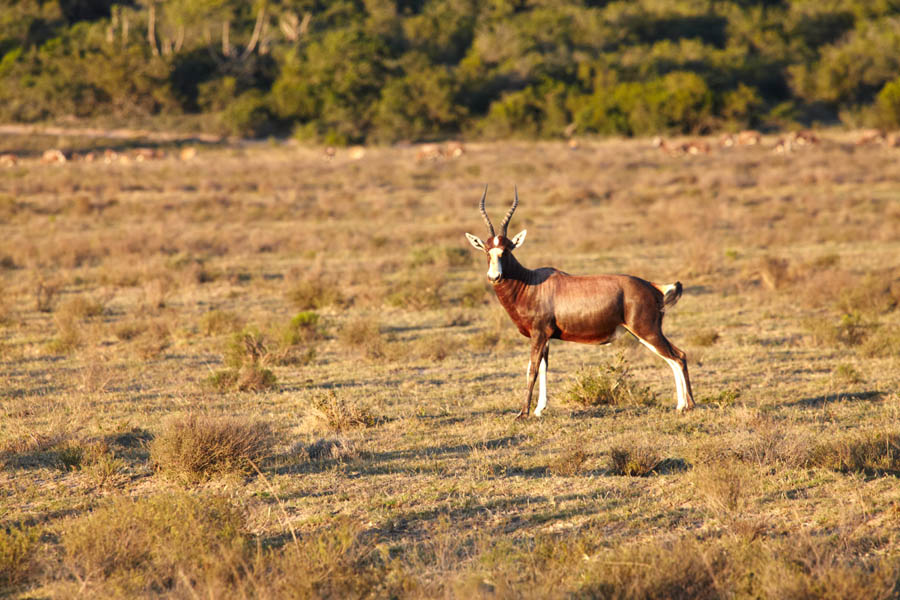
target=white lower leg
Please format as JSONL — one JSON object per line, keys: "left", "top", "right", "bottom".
{"left": 534, "top": 357, "right": 548, "bottom": 416}
{"left": 666, "top": 359, "right": 687, "bottom": 410}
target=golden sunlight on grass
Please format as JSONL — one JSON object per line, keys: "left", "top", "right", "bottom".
{"left": 1, "top": 134, "right": 899, "bottom": 597}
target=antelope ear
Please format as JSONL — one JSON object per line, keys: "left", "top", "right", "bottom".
{"left": 465, "top": 233, "right": 486, "bottom": 251}
{"left": 510, "top": 229, "right": 527, "bottom": 248}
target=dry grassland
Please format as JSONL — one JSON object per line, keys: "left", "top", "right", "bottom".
{"left": 1, "top": 132, "right": 900, "bottom": 598}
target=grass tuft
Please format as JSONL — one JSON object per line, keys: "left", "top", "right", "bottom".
{"left": 0, "top": 525, "right": 40, "bottom": 590}
{"left": 548, "top": 443, "right": 590, "bottom": 477}
{"left": 150, "top": 413, "right": 274, "bottom": 481}
{"left": 688, "top": 329, "right": 720, "bottom": 347}
{"left": 808, "top": 429, "right": 900, "bottom": 475}
{"left": 338, "top": 316, "right": 397, "bottom": 360}
{"left": 308, "top": 390, "right": 378, "bottom": 433}
{"left": 306, "top": 437, "right": 362, "bottom": 461}
{"left": 608, "top": 442, "right": 662, "bottom": 477}
{"left": 565, "top": 355, "right": 654, "bottom": 407}
{"left": 287, "top": 275, "right": 345, "bottom": 310}
{"left": 208, "top": 328, "right": 279, "bottom": 391}
{"left": 691, "top": 459, "right": 756, "bottom": 518}
{"left": 62, "top": 492, "right": 248, "bottom": 597}
{"left": 199, "top": 309, "right": 244, "bottom": 335}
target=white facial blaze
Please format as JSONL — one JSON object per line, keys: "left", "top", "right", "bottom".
{"left": 487, "top": 248, "right": 504, "bottom": 280}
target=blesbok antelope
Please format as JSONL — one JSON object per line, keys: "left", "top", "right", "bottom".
{"left": 720, "top": 130, "right": 762, "bottom": 148}
{"left": 855, "top": 129, "right": 886, "bottom": 146}
{"left": 465, "top": 187, "right": 695, "bottom": 418}
{"left": 652, "top": 136, "right": 709, "bottom": 157}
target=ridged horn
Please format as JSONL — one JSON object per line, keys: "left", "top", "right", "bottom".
{"left": 500, "top": 186, "right": 518, "bottom": 236}
{"left": 479, "top": 185, "right": 495, "bottom": 237}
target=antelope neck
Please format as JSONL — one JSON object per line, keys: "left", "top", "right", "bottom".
{"left": 491, "top": 254, "right": 537, "bottom": 305}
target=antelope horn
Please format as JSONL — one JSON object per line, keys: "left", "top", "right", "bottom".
{"left": 500, "top": 186, "right": 518, "bottom": 236}
{"left": 479, "top": 184, "right": 495, "bottom": 237}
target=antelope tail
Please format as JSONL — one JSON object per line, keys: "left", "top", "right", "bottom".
{"left": 656, "top": 281, "right": 683, "bottom": 311}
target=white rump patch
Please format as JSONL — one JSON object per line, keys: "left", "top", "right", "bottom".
{"left": 659, "top": 283, "right": 677, "bottom": 296}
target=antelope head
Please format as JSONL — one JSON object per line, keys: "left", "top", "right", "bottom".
{"left": 465, "top": 186, "right": 527, "bottom": 283}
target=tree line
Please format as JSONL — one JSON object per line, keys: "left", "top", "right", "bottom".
{"left": 3, "top": 0, "right": 900, "bottom": 144}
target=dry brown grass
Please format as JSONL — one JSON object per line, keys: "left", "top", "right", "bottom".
{"left": 150, "top": 414, "right": 274, "bottom": 482}
{"left": 2, "top": 134, "right": 900, "bottom": 598}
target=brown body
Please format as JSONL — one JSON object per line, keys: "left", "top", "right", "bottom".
{"left": 466, "top": 187, "right": 695, "bottom": 417}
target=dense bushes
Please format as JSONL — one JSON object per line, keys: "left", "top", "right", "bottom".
{"left": 3, "top": 1, "right": 900, "bottom": 140}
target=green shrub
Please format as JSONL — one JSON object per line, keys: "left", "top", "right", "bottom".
{"left": 222, "top": 90, "right": 274, "bottom": 138}
{"left": 0, "top": 525, "right": 40, "bottom": 590}
{"left": 565, "top": 355, "right": 654, "bottom": 407}
{"left": 876, "top": 76, "right": 900, "bottom": 127}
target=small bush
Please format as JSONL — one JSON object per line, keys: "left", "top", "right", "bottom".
{"left": 408, "top": 246, "right": 470, "bottom": 269}
{"left": 209, "top": 329, "right": 279, "bottom": 391}
{"left": 63, "top": 492, "right": 248, "bottom": 597}
{"left": 806, "top": 312, "right": 870, "bottom": 347}
{"left": 58, "top": 295, "right": 105, "bottom": 319}
{"left": 34, "top": 279, "right": 59, "bottom": 312}
{"left": 459, "top": 280, "right": 489, "bottom": 307}
{"left": 688, "top": 329, "right": 720, "bottom": 347}
{"left": 338, "top": 316, "right": 392, "bottom": 360}
{"left": 133, "top": 318, "right": 172, "bottom": 359}
{"left": 411, "top": 334, "right": 462, "bottom": 362}
{"left": 253, "top": 517, "right": 375, "bottom": 599}
{"left": 0, "top": 525, "right": 40, "bottom": 590}
{"left": 306, "top": 437, "right": 361, "bottom": 462}
{"left": 150, "top": 414, "right": 274, "bottom": 482}
{"left": 836, "top": 271, "right": 899, "bottom": 315}
{"left": 287, "top": 276, "right": 344, "bottom": 310}
{"left": 200, "top": 309, "right": 244, "bottom": 336}
{"left": 46, "top": 314, "right": 81, "bottom": 355}
{"left": 271, "top": 311, "right": 322, "bottom": 366}
{"left": 222, "top": 90, "right": 275, "bottom": 138}
{"left": 758, "top": 256, "right": 792, "bottom": 290}
{"left": 284, "top": 311, "right": 324, "bottom": 343}
{"left": 55, "top": 443, "right": 85, "bottom": 471}
{"left": 386, "top": 269, "right": 446, "bottom": 310}
{"left": 113, "top": 320, "right": 145, "bottom": 341}
{"left": 861, "top": 325, "right": 900, "bottom": 358}
{"left": 691, "top": 459, "right": 755, "bottom": 518}
{"left": 807, "top": 429, "right": 900, "bottom": 475}
{"left": 608, "top": 443, "right": 662, "bottom": 477}
{"left": 308, "top": 390, "right": 378, "bottom": 433}
{"left": 832, "top": 363, "right": 863, "bottom": 384}
{"left": 577, "top": 537, "right": 723, "bottom": 600}
{"left": 548, "top": 443, "right": 590, "bottom": 477}
{"left": 565, "top": 355, "right": 654, "bottom": 407}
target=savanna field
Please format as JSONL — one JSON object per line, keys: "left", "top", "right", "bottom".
{"left": 1, "top": 133, "right": 900, "bottom": 598}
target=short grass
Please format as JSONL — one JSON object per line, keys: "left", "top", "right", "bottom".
{"left": 1, "top": 133, "right": 900, "bottom": 598}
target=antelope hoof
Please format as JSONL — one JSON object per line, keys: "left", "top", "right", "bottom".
{"left": 515, "top": 411, "right": 530, "bottom": 421}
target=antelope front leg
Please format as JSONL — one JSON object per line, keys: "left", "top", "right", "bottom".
{"left": 533, "top": 344, "right": 549, "bottom": 417}
{"left": 516, "top": 337, "right": 548, "bottom": 420}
